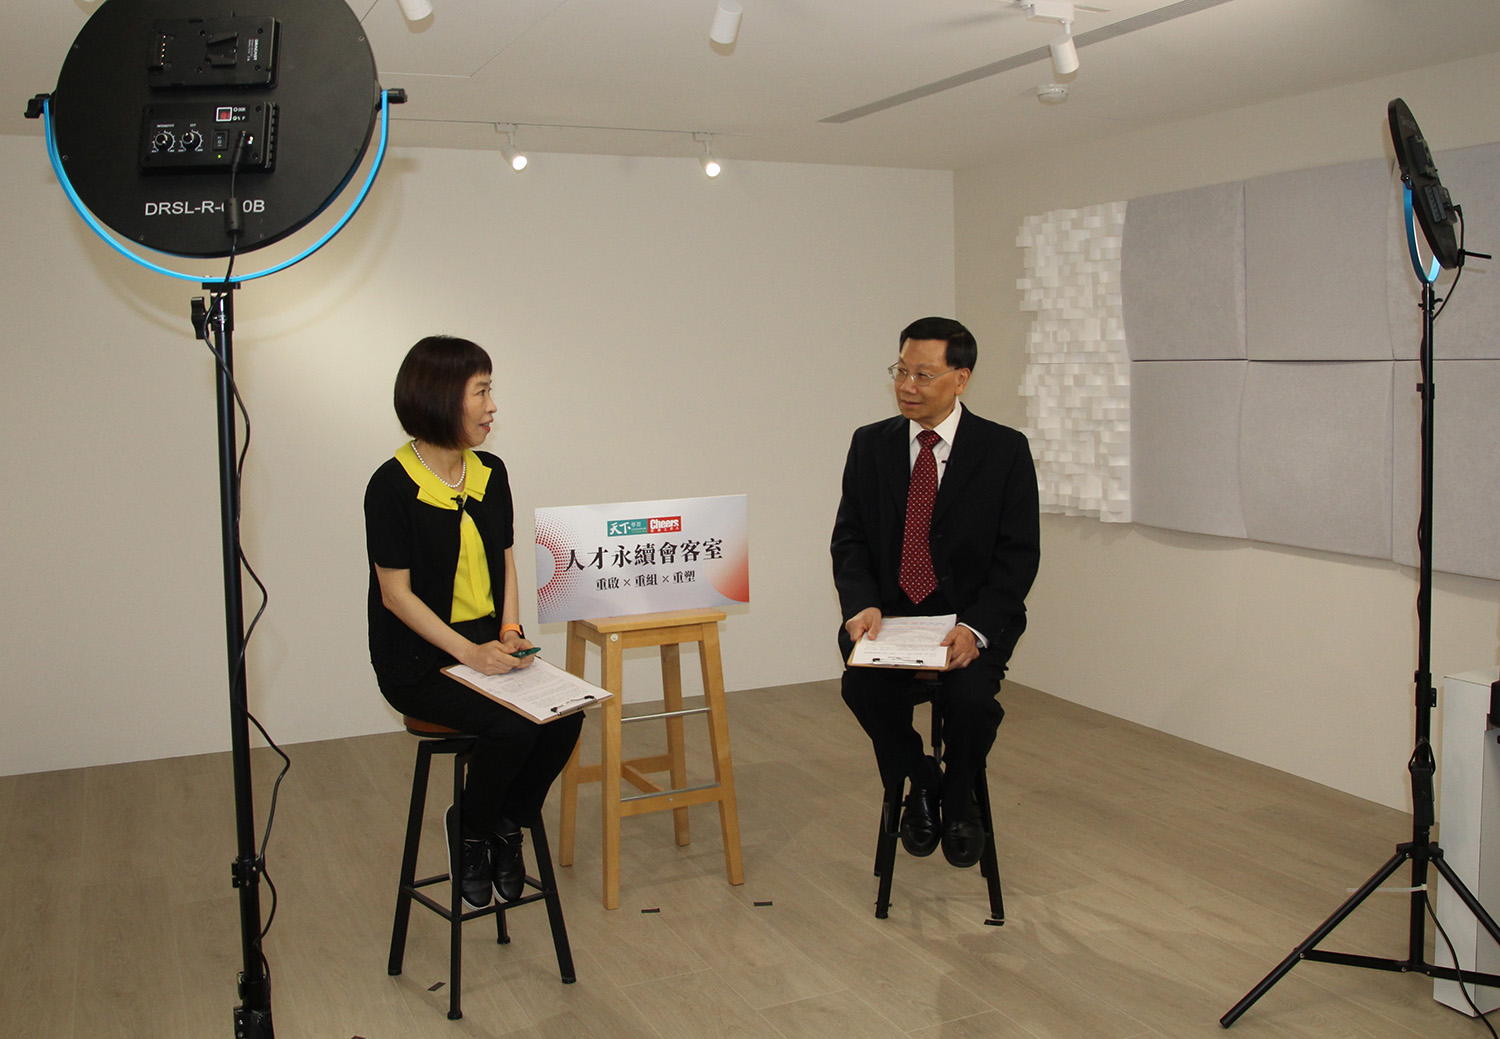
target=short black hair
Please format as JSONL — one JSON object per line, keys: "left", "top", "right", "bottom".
{"left": 393, "top": 335, "right": 492, "bottom": 449}
{"left": 899, "top": 316, "right": 977, "bottom": 372}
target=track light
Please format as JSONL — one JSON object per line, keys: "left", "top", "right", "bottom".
{"left": 1050, "top": 25, "right": 1078, "bottom": 76}
{"left": 396, "top": 0, "right": 433, "bottom": 22}
{"left": 694, "top": 133, "right": 721, "bottom": 178}
{"left": 1026, "top": 1, "right": 1079, "bottom": 76}
{"left": 710, "top": 1, "right": 743, "bottom": 46}
{"left": 495, "top": 123, "right": 527, "bottom": 171}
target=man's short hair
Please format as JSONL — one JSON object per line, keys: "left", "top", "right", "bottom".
{"left": 393, "top": 335, "right": 492, "bottom": 449}
{"left": 899, "top": 316, "right": 977, "bottom": 372}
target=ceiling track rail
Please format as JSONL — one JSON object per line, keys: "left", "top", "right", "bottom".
{"left": 820, "top": 0, "right": 1239, "bottom": 124}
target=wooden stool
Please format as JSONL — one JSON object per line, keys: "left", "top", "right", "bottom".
{"left": 872, "top": 677, "right": 1005, "bottom": 925}
{"left": 557, "top": 608, "right": 744, "bottom": 909}
{"left": 387, "top": 716, "right": 575, "bottom": 1020}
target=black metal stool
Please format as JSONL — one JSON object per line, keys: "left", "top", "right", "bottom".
{"left": 387, "top": 716, "right": 575, "bottom": 1020}
{"left": 872, "top": 678, "right": 1005, "bottom": 925}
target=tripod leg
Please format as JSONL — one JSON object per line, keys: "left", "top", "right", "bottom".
{"left": 1431, "top": 853, "right": 1500, "bottom": 950}
{"left": 1220, "top": 847, "right": 1410, "bottom": 1028}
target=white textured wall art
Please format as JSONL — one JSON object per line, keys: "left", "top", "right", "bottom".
{"left": 1016, "top": 202, "right": 1131, "bottom": 522}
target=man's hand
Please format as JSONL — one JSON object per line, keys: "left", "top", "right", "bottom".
{"left": 845, "top": 607, "right": 883, "bottom": 644}
{"left": 941, "top": 624, "right": 979, "bottom": 670}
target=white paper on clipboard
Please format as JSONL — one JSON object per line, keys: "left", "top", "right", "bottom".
{"left": 846, "top": 614, "right": 956, "bottom": 669}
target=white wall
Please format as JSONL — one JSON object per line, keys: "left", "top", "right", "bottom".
{"left": 956, "top": 50, "right": 1500, "bottom": 809}
{"left": 0, "top": 142, "right": 954, "bottom": 775}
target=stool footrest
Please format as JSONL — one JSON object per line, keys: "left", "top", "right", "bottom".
{"left": 620, "top": 781, "right": 725, "bottom": 812}
{"left": 407, "top": 887, "right": 500, "bottom": 924}
{"left": 623, "top": 705, "right": 711, "bottom": 724}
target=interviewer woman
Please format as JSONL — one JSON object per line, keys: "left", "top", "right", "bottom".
{"left": 364, "top": 335, "right": 583, "bottom": 909}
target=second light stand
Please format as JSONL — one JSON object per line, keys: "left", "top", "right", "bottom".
{"left": 1221, "top": 260, "right": 1500, "bottom": 1027}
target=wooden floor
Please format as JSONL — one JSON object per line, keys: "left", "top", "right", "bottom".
{"left": 2, "top": 679, "right": 1492, "bottom": 1039}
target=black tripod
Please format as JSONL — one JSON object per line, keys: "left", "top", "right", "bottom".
{"left": 1222, "top": 252, "right": 1499, "bottom": 1027}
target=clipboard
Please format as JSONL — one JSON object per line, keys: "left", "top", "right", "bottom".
{"left": 845, "top": 613, "right": 955, "bottom": 669}
{"left": 441, "top": 658, "right": 611, "bottom": 723}
{"left": 846, "top": 640, "right": 951, "bottom": 669}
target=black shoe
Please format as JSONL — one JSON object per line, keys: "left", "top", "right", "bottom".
{"left": 941, "top": 805, "right": 984, "bottom": 869}
{"left": 445, "top": 805, "right": 493, "bottom": 910}
{"left": 493, "top": 820, "right": 525, "bottom": 902}
{"left": 899, "top": 787, "right": 941, "bottom": 857}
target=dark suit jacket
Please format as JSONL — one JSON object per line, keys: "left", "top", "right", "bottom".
{"left": 831, "top": 406, "right": 1040, "bottom": 649}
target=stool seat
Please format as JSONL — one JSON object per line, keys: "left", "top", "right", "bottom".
{"left": 403, "top": 715, "right": 462, "bottom": 737}
{"left": 558, "top": 608, "right": 744, "bottom": 909}
{"left": 388, "top": 720, "right": 575, "bottom": 1020}
{"left": 872, "top": 677, "right": 1005, "bottom": 925}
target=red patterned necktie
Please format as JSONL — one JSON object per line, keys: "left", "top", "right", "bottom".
{"left": 899, "top": 429, "right": 941, "bottom": 603}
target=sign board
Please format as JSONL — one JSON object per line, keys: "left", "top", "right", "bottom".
{"left": 534, "top": 494, "right": 749, "bottom": 623}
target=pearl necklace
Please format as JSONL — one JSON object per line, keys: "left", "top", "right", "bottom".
{"left": 411, "top": 441, "right": 466, "bottom": 489}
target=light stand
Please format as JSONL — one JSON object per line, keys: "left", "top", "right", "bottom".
{"left": 200, "top": 280, "right": 275, "bottom": 1037}
{"left": 1221, "top": 99, "right": 1496, "bottom": 1028}
{"left": 27, "top": 2, "right": 396, "bottom": 1035}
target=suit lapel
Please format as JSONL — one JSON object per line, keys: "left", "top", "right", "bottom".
{"left": 881, "top": 417, "right": 910, "bottom": 512}
{"left": 933, "top": 409, "right": 981, "bottom": 525}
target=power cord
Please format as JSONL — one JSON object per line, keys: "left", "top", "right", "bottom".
{"left": 181, "top": 141, "right": 293, "bottom": 973}
{"left": 1425, "top": 889, "right": 1499, "bottom": 1037}
{"left": 196, "top": 293, "right": 292, "bottom": 954}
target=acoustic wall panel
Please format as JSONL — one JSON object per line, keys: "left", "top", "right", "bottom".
{"left": 1018, "top": 203, "right": 1132, "bottom": 521}
{"left": 1386, "top": 142, "right": 1500, "bottom": 361}
{"left": 1121, "top": 181, "right": 1246, "bottom": 360}
{"left": 1239, "top": 361, "right": 1394, "bottom": 559}
{"left": 1129, "top": 360, "right": 1247, "bottom": 538}
{"left": 1392, "top": 360, "right": 1500, "bottom": 580}
{"left": 1245, "top": 160, "right": 1393, "bottom": 361}
{"left": 1019, "top": 143, "right": 1498, "bottom": 578}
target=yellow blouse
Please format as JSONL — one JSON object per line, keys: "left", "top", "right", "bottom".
{"left": 394, "top": 442, "right": 495, "bottom": 623}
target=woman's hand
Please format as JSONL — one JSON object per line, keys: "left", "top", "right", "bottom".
{"left": 499, "top": 629, "right": 537, "bottom": 670}
{"left": 460, "top": 638, "right": 529, "bottom": 675}
{"left": 459, "top": 631, "right": 537, "bottom": 675}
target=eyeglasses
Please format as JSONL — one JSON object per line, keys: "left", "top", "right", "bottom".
{"left": 887, "top": 363, "right": 957, "bottom": 386}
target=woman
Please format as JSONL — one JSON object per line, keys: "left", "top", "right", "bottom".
{"left": 364, "top": 335, "right": 583, "bottom": 909}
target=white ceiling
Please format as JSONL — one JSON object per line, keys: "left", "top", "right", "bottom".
{"left": 11, "top": 0, "right": 1500, "bottom": 170}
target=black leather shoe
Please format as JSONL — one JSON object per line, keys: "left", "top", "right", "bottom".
{"left": 493, "top": 821, "right": 525, "bottom": 902}
{"left": 446, "top": 805, "right": 493, "bottom": 910}
{"left": 899, "top": 787, "right": 941, "bottom": 857}
{"left": 941, "top": 808, "right": 985, "bottom": 869}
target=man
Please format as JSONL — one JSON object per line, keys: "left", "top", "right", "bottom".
{"left": 831, "top": 316, "right": 1039, "bottom": 867}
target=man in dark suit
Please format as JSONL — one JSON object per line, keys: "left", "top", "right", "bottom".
{"left": 832, "top": 316, "right": 1039, "bottom": 867}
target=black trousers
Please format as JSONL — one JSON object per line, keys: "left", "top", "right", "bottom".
{"left": 379, "top": 618, "right": 583, "bottom": 834}
{"left": 840, "top": 612, "right": 1022, "bottom": 818}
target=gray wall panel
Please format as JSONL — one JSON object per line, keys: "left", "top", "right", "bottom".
{"left": 1240, "top": 361, "right": 1393, "bottom": 558}
{"left": 1121, "top": 182, "right": 1246, "bottom": 360}
{"left": 1245, "top": 161, "right": 1393, "bottom": 361}
{"left": 1129, "top": 360, "right": 1247, "bottom": 538}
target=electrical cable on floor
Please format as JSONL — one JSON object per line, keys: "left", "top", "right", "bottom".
{"left": 1425, "top": 890, "right": 1500, "bottom": 1038}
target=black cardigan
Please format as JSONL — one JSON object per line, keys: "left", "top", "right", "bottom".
{"left": 364, "top": 449, "right": 514, "bottom": 688}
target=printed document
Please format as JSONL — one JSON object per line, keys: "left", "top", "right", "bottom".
{"left": 442, "top": 658, "right": 610, "bottom": 723}
{"left": 846, "top": 614, "right": 956, "bottom": 669}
